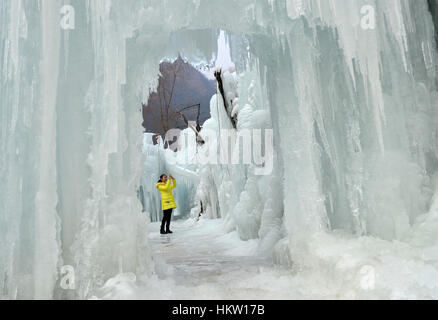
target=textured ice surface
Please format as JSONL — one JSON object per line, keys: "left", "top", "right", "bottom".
{"left": 140, "top": 133, "right": 198, "bottom": 222}
{"left": 1, "top": 0, "right": 438, "bottom": 299}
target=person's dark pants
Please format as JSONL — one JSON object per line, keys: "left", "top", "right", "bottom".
{"left": 160, "top": 209, "right": 172, "bottom": 233}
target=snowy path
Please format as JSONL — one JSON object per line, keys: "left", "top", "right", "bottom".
{"left": 95, "top": 217, "right": 315, "bottom": 300}
{"left": 145, "top": 218, "right": 298, "bottom": 299}
{"left": 148, "top": 218, "right": 269, "bottom": 286}
{"left": 99, "top": 216, "right": 433, "bottom": 300}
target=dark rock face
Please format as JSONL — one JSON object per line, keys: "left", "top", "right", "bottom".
{"left": 142, "top": 56, "right": 216, "bottom": 139}
{"left": 428, "top": 0, "right": 438, "bottom": 47}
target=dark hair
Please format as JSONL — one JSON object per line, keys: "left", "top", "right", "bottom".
{"left": 157, "top": 174, "right": 166, "bottom": 183}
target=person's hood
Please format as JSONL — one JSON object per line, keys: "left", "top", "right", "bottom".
{"left": 156, "top": 181, "right": 164, "bottom": 188}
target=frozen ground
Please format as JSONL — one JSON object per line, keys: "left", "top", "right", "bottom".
{"left": 93, "top": 217, "right": 337, "bottom": 300}
{"left": 93, "top": 218, "right": 290, "bottom": 299}
{"left": 148, "top": 218, "right": 267, "bottom": 289}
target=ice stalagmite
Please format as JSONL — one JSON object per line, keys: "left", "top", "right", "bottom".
{"left": 33, "top": 0, "right": 62, "bottom": 300}
{"left": 1, "top": 0, "right": 62, "bottom": 299}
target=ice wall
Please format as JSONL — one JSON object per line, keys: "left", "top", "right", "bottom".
{"left": 140, "top": 134, "right": 165, "bottom": 222}
{"left": 265, "top": 0, "right": 438, "bottom": 245}
{"left": 0, "top": 0, "right": 152, "bottom": 299}
{"left": 1, "top": 0, "right": 62, "bottom": 299}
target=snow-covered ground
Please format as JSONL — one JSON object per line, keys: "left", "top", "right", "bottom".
{"left": 92, "top": 218, "right": 300, "bottom": 299}
{"left": 92, "top": 217, "right": 350, "bottom": 300}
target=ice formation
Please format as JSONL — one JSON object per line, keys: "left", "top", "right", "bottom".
{"left": 1, "top": 0, "right": 438, "bottom": 299}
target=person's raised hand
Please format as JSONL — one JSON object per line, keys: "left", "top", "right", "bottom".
{"left": 169, "top": 174, "right": 174, "bottom": 180}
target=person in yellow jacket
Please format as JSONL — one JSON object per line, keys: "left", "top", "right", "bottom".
{"left": 156, "top": 173, "right": 177, "bottom": 234}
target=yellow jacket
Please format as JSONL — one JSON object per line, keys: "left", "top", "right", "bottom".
{"left": 156, "top": 178, "right": 177, "bottom": 211}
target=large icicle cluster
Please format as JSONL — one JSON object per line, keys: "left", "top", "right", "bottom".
{"left": 190, "top": 67, "right": 284, "bottom": 256}
{"left": 1, "top": 0, "right": 153, "bottom": 299}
